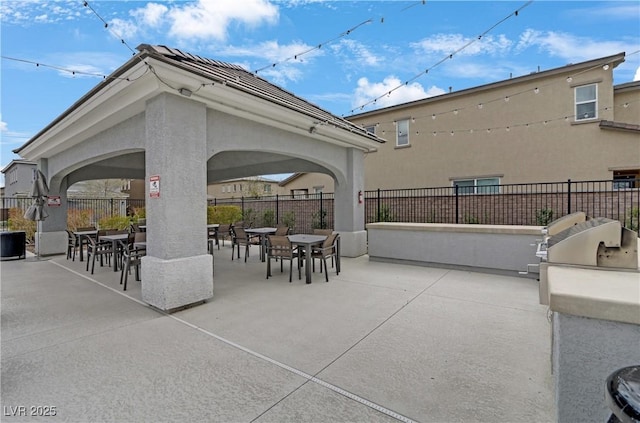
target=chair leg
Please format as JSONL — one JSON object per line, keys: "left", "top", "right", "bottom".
{"left": 266, "top": 256, "right": 271, "bottom": 279}
{"left": 322, "top": 257, "right": 329, "bottom": 282}
{"left": 289, "top": 258, "right": 293, "bottom": 282}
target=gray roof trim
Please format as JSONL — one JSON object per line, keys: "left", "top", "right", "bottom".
{"left": 138, "top": 44, "right": 384, "bottom": 144}
{"left": 346, "top": 52, "right": 627, "bottom": 120}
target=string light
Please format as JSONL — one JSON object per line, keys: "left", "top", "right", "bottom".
{"left": 534, "top": 87, "right": 539, "bottom": 94}
{"left": 348, "top": 0, "right": 533, "bottom": 113}
{"left": 254, "top": 18, "right": 372, "bottom": 74}
{"left": 0, "top": 55, "right": 147, "bottom": 82}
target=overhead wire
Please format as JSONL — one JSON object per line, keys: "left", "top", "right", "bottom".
{"left": 348, "top": 0, "right": 534, "bottom": 114}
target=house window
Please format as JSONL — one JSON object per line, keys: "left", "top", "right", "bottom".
{"left": 292, "top": 189, "right": 308, "bottom": 199}
{"left": 313, "top": 186, "right": 324, "bottom": 194}
{"left": 575, "top": 84, "right": 597, "bottom": 121}
{"left": 453, "top": 177, "right": 500, "bottom": 194}
{"left": 364, "top": 125, "right": 376, "bottom": 135}
{"left": 396, "top": 119, "right": 409, "bottom": 147}
{"left": 613, "top": 170, "right": 639, "bottom": 189}
{"left": 9, "top": 169, "right": 18, "bottom": 185}
{"left": 264, "top": 184, "right": 271, "bottom": 193}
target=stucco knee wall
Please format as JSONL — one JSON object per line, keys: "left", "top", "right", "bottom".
{"left": 552, "top": 313, "right": 640, "bottom": 423}
{"left": 366, "top": 222, "right": 543, "bottom": 275}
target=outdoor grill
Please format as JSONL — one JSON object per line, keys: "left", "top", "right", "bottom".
{"left": 538, "top": 212, "right": 639, "bottom": 305}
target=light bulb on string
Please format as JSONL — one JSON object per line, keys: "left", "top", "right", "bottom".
{"left": 603, "top": 64, "right": 610, "bottom": 70}
{"left": 453, "top": 109, "right": 458, "bottom": 115}
{"left": 534, "top": 87, "right": 539, "bottom": 94}
{"left": 504, "top": 96, "right": 509, "bottom": 102}
{"left": 478, "top": 103, "right": 483, "bottom": 109}
{"left": 432, "top": 114, "right": 436, "bottom": 120}
{"left": 432, "top": 131, "right": 437, "bottom": 137}
{"left": 566, "top": 76, "right": 573, "bottom": 83}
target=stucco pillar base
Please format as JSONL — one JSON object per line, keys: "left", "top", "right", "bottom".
{"left": 141, "top": 255, "right": 213, "bottom": 312}
{"left": 35, "top": 231, "right": 67, "bottom": 257}
{"left": 338, "top": 230, "right": 367, "bottom": 257}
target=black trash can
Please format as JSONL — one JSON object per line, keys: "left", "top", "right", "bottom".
{"left": 0, "top": 231, "right": 27, "bottom": 260}
{"left": 605, "top": 365, "right": 640, "bottom": 423}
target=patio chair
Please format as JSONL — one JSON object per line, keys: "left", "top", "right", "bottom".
{"left": 275, "top": 225, "right": 289, "bottom": 236}
{"left": 120, "top": 244, "right": 146, "bottom": 291}
{"left": 266, "top": 235, "right": 301, "bottom": 282}
{"left": 65, "top": 230, "right": 78, "bottom": 261}
{"left": 311, "top": 233, "right": 339, "bottom": 282}
{"left": 313, "top": 228, "right": 334, "bottom": 236}
{"left": 86, "top": 230, "right": 113, "bottom": 274}
{"left": 216, "top": 224, "right": 231, "bottom": 248}
{"left": 231, "top": 226, "right": 260, "bottom": 262}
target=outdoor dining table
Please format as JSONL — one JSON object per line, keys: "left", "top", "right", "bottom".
{"left": 245, "top": 227, "right": 277, "bottom": 262}
{"left": 73, "top": 230, "right": 98, "bottom": 262}
{"left": 98, "top": 233, "right": 130, "bottom": 272}
{"left": 288, "top": 234, "right": 326, "bottom": 284}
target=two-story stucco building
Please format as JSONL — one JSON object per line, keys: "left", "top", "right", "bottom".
{"left": 1, "top": 159, "right": 37, "bottom": 198}
{"left": 344, "top": 52, "right": 639, "bottom": 191}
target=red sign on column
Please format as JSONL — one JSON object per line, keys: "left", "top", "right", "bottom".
{"left": 149, "top": 175, "right": 160, "bottom": 198}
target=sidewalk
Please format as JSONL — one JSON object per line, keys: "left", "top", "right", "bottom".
{"left": 1, "top": 248, "right": 554, "bottom": 422}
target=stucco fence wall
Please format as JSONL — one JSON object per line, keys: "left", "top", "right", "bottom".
{"left": 366, "top": 222, "right": 544, "bottom": 276}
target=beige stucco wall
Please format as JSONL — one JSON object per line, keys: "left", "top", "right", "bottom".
{"left": 349, "top": 59, "right": 639, "bottom": 190}
{"left": 281, "top": 173, "right": 335, "bottom": 195}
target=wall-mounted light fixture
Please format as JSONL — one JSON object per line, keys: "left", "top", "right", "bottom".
{"left": 179, "top": 88, "right": 192, "bottom": 97}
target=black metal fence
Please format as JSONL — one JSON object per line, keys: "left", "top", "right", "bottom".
{"left": 2, "top": 178, "right": 638, "bottom": 234}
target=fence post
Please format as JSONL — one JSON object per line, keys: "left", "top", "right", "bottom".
{"left": 455, "top": 184, "right": 459, "bottom": 224}
{"left": 319, "top": 192, "right": 324, "bottom": 228}
{"left": 241, "top": 196, "right": 245, "bottom": 219}
{"left": 567, "top": 179, "right": 572, "bottom": 215}
{"left": 110, "top": 198, "right": 114, "bottom": 217}
{"left": 376, "top": 188, "right": 381, "bottom": 222}
{"left": 276, "top": 194, "right": 279, "bottom": 225}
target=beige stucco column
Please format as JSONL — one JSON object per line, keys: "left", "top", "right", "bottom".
{"left": 334, "top": 148, "right": 367, "bottom": 257}
{"left": 35, "top": 159, "right": 68, "bottom": 256}
{"left": 141, "top": 93, "right": 213, "bottom": 311}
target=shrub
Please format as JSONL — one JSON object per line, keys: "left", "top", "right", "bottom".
{"left": 378, "top": 204, "right": 394, "bottom": 222}
{"left": 263, "top": 209, "right": 275, "bottom": 227}
{"left": 8, "top": 208, "right": 36, "bottom": 242}
{"left": 625, "top": 207, "right": 639, "bottom": 232}
{"left": 282, "top": 211, "right": 296, "bottom": 232}
{"left": 312, "top": 209, "right": 328, "bottom": 229}
{"left": 207, "top": 205, "right": 242, "bottom": 224}
{"left": 463, "top": 214, "right": 479, "bottom": 224}
{"left": 243, "top": 208, "right": 257, "bottom": 227}
{"left": 98, "top": 215, "right": 131, "bottom": 230}
{"left": 536, "top": 207, "right": 554, "bottom": 226}
{"left": 67, "top": 208, "right": 94, "bottom": 231}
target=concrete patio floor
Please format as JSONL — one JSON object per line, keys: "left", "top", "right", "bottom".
{"left": 1, "top": 244, "right": 554, "bottom": 422}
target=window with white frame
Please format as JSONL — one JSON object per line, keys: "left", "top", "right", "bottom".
{"left": 396, "top": 119, "right": 409, "bottom": 147}
{"left": 264, "top": 184, "right": 271, "bottom": 193}
{"left": 313, "top": 185, "right": 324, "bottom": 194}
{"left": 364, "top": 125, "right": 376, "bottom": 135}
{"left": 575, "top": 84, "right": 597, "bottom": 121}
{"left": 9, "top": 169, "right": 18, "bottom": 185}
{"left": 453, "top": 177, "right": 500, "bottom": 194}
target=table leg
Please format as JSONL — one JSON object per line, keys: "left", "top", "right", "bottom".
{"left": 305, "top": 243, "right": 312, "bottom": 283}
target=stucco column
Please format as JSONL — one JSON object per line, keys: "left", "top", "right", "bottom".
{"left": 334, "top": 148, "right": 367, "bottom": 257}
{"left": 36, "top": 159, "right": 67, "bottom": 256}
{"left": 142, "top": 93, "right": 213, "bottom": 311}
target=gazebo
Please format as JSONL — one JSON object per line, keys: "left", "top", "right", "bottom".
{"left": 14, "top": 44, "right": 384, "bottom": 311}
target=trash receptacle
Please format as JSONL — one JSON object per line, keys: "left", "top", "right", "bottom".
{"left": 605, "top": 365, "right": 640, "bottom": 423}
{"left": 0, "top": 231, "right": 26, "bottom": 260}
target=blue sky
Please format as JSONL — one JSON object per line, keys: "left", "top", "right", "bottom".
{"left": 2, "top": 0, "right": 639, "bottom": 184}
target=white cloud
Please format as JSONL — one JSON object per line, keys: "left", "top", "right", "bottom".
{"left": 516, "top": 29, "right": 633, "bottom": 63}
{"left": 219, "top": 40, "right": 322, "bottom": 85}
{"left": 109, "top": 18, "right": 140, "bottom": 40}
{"left": 166, "top": 0, "right": 279, "bottom": 41}
{"left": 634, "top": 67, "right": 640, "bottom": 81}
{"left": 411, "top": 33, "right": 513, "bottom": 57}
{"left": 353, "top": 76, "right": 445, "bottom": 110}
{"left": 333, "top": 39, "right": 380, "bottom": 67}
{"left": 131, "top": 3, "right": 168, "bottom": 27}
